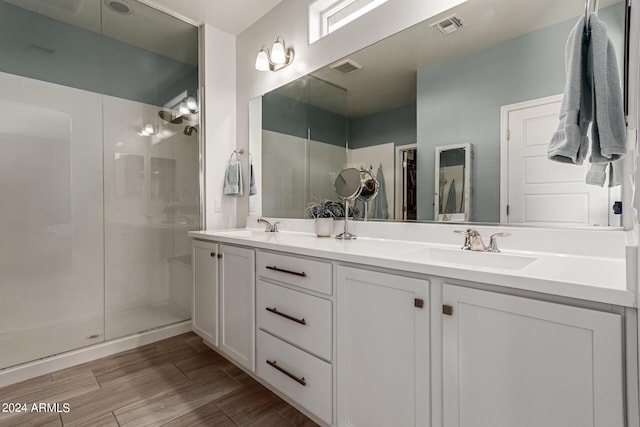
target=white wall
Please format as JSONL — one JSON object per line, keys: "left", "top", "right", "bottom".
{"left": 203, "top": 24, "right": 237, "bottom": 229}
{"left": 235, "top": 0, "right": 468, "bottom": 225}
{"left": 347, "top": 143, "right": 395, "bottom": 219}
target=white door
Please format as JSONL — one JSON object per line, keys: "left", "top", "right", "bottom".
{"left": 501, "top": 95, "right": 610, "bottom": 226}
{"left": 192, "top": 240, "right": 219, "bottom": 346}
{"left": 337, "top": 266, "right": 429, "bottom": 427}
{"left": 442, "top": 284, "right": 624, "bottom": 427}
{"left": 219, "top": 244, "right": 256, "bottom": 371}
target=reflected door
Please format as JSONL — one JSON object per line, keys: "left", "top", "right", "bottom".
{"left": 503, "top": 95, "right": 611, "bottom": 226}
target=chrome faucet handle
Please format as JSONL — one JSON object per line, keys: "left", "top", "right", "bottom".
{"left": 272, "top": 222, "right": 280, "bottom": 232}
{"left": 486, "top": 232, "right": 510, "bottom": 253}
{"left": 454, "top": 229, "right": 472, "bottom": 250}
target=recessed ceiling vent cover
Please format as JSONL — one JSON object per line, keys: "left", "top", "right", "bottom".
{"left": 330, "top": 59, "right": 362, "bottom": 74}
{"left": 430, "top": 15, "right": 464, "bottom": 35}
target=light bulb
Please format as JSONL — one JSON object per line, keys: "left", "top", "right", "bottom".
{"left": 178, "top": 102, "right": 190, "bottom": 116}
{"left": 185, "top": 96, "right": 198, "bottom": 113}
{"left": 255, "top": 49, "right": 270, "bottom": 71}
{"left": 271, "top": 39, "right": 286, "bottom": 64}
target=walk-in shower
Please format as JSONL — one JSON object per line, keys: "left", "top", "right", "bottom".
{"left": 0, "top": 0, "right": 200, "bottom": 369}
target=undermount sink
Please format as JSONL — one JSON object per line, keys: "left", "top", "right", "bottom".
{"left": 214, "top": 229, "right": 261, "bottom": 238}
{"left": 404, "top": 247, "right": 537, "bottom": 270}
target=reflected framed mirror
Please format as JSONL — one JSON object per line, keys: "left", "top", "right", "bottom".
{"left": 250, "top": 0, "right": 628, "bottom": 229}
{"left": 435, "top": 144, "right": 471, "bottom": 222}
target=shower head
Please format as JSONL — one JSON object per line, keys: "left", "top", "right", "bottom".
{"left": 158, "top": 110, "right": 183, "bottom": 124}
{"left": 184, "top": 125, "right": 198, "bottom": 136}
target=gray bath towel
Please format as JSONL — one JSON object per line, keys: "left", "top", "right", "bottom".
{"left": 548, "top": 16, "right": 591, "bottom": 164}
{"left": 223, "top": 159, "right": 243, "bottom": 196}
{"left": 371, "top": 167, "right": 388, "bottom": 219}
{"left": 445, "top": 180, "right": 458, "bottom": 214}
{"left": 588, "top": 13, "right": 626, "bottom": 164}
{"left": 586, "top": 158, "right": 623, "bottom": 187}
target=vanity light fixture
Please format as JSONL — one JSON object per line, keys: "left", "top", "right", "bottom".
{"left": 255, "top": 36, "right": 294, "bottom": 72}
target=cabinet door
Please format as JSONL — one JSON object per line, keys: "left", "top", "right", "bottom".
{"left": 337, "top": 266, "right": 429, "bottom": 427}
{"left": 192, "top": 240, "right": 219, "bottom": 346}
{"left": 442, "top": 284, "right": 624, "bottom": 427}
{"left": 220, "top": 245, "right": 256, "bottom": 371}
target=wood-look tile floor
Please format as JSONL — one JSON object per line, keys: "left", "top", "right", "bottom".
{"left": 0, "top": 332, "right": 319, "bottom": 427}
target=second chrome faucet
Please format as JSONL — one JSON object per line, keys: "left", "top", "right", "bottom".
{"left": 455, "top": 228, "right": 510, "bottom": 253}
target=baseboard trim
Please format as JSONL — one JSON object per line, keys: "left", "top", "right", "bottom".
{"left": 0, "top": 321, "right": 192, "bottom": 388}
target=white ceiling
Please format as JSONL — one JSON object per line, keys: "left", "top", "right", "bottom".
{"left": 140, "top": 0, "right": 284, "bottom": 34}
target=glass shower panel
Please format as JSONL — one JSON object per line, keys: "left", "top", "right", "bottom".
{"left": 101, "top": 1, "right": 199, "bottom": 339}
{"left": 0, "top": 75, "right": 104, "bottom": 370}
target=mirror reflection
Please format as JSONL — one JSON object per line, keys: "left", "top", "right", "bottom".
{"left": 435, "top": 144, "right": 471, "bottom": 222}
{"left": 253, "top": 0, "right": 626, "bottom": 228}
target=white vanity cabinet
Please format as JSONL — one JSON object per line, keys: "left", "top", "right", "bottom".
{"left": 218, "top": 244, "right": 255, "bottom": 371}
{"left": 255, "top": 251, "right": 334, "bottom": 425}
{"left": 441, "top": 284, "right": 625, "bottom": 427}
{"left": 192, "top": 240, "right": 255, "bottom": 371}
{"left": 336, "top": 266, "right": 430, "bottom": 427}
{"left": 192, "top": 239, "right": 219, "bottom": 345}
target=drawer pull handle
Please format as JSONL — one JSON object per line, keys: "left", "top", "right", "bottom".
{"left": 266, "top": 265, "right": 307, "bottom": 277}
{"left": 266, "top": 307, "right": 307, "bottom": 325}
{"left": 266, "top": 359, "right": 306, "bottom": 386}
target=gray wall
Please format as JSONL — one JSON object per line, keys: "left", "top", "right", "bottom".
{"left": 0, "top": 0, "right": 197, "bottom": 107}
{"left": 348, "top": 103, "right": 416, "bottom": 149}
{"left": 416, "top": 3, "right": 625, "bottom": 222}
{"left": 262, "top": 92, "right": 348, "bottom": 147}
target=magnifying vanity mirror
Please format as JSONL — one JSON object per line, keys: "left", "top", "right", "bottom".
{"left": 334, "top": 168, "right": 364, "bottom": 240}
{"left": 249, "top": 0, "right": 628, "bottom": 229}
{"left": 356, "top": 168, "right": 379, "bottom": 221}
{"left": 435, "top": 144, "right": 471, "bottom": 222}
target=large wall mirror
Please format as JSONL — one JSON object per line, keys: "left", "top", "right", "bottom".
{"left": 250, "top": 0, "right": 628, "bottom": 228}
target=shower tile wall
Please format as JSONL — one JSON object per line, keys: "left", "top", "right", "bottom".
{"left": 0, "top": 0, "right": 199, "bottom": 370}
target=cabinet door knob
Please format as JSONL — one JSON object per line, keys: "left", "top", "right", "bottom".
{"left": 210, "top": 252, "right": 216, "bottom": 257}
{"left": 217, "top": 253, "right": 223, "bottom": 259}
{"left": 442, "top": 304, "right": 453, "bottom": 316}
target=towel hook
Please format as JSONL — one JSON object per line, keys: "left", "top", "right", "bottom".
{"left": 585, "top": 0, "right": 599, "bottom": 26}
{"left": 229, "top": 149, "right": 244, "bottom": 161}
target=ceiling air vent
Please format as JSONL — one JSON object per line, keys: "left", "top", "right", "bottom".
{"left": 430, "top": 15, "right": 464, "bottom": 36}
{"left": 330, "top": 59, "right": 362, "bottom": 74}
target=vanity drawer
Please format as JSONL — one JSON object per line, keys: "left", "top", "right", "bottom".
{"left": 257, "top": 280, "right": 332, "bottom": 361}
{"left": 257, "top": 330, "right": 332, "bottom": 425}
{"left": 257, "top": 251, "right": 332, "bottom": 295}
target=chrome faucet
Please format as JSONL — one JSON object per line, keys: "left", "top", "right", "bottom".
{"left": 455, "top": 228, "right": 510, "bottom": 252}
{"left": 257, "top": 218, "right": 279, "bottom": 232}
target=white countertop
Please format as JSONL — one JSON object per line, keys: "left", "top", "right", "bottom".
{"left": 189, "top": 228, "right": 635, "bottom": 307}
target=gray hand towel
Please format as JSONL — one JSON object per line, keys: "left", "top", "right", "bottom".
{"left": 548, "top": 16, "right": 591, "bottom": 164}
{"left": 588, "top": 14, "right": 626, "bottom": 164}
{"left": 223, "top": 160, "right": 243, "bottom": 196}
